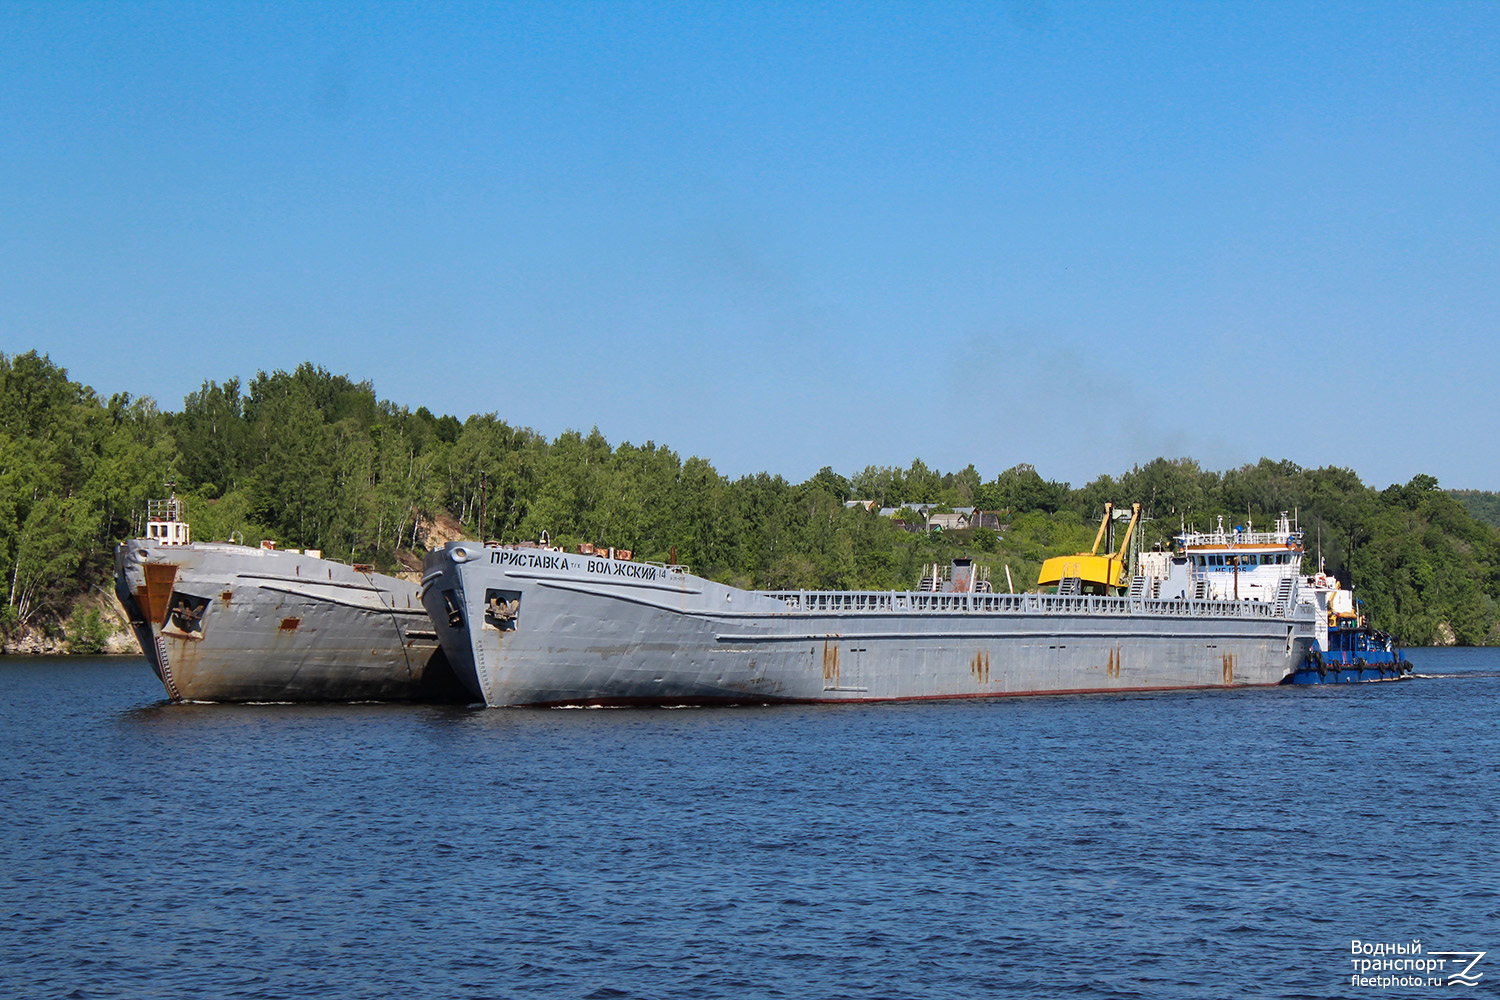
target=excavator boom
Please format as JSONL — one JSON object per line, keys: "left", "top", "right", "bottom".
{"left": 1037, "top": 500, "right": 1142, "bottom": 594}
{"left": 1090, "top": 502, "right": 1114, "bottom": 556}
{"left": 1115, "top": 503, "right": 1142, "bottom": 561}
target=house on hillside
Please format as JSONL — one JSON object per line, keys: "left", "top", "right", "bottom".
{"left": 969, "top": 510, "right": 1003, "bottom": 530}
{"left": 872, "top": 504, "right": 1004, "bottom": 533}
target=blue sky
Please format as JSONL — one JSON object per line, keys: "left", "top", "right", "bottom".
{"left": 4, "top": 2, "right": 1497, "bottom": 489}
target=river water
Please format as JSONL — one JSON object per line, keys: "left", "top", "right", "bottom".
{"left": 1, "top": 650, "right": 1496, "bottom": 999}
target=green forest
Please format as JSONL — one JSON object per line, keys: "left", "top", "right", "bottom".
{"left": 1450, "top": 490, "right": 1500, "bottom": 529}
{"left": 5, "top": 350, "right": 1499, "bottom": 647}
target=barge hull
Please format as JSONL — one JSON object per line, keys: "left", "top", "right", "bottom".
{"left": 421, "top": 543, "right": 1314, "bottom": 708}
{"left": 116, "top": 540, "right": 468, "bottom": 702}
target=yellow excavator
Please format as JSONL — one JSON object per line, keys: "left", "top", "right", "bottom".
{"left": 1036, "top": 502, "right": 1142, "bottom": 595}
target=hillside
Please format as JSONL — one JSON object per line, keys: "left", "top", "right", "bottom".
{"left": 4, "top": 350, "right": 1499, "bottom": 648}
{"left": 1449, "top": 490, "right": 1500, "bottom": 528}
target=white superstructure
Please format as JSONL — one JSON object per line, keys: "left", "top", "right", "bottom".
{"left": 1151, "top": 513, "right": 1303, "bottom": 609}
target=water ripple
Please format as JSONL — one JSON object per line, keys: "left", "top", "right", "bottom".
{"left": 0, "top": 650, "right": 1495, "bottom": 998}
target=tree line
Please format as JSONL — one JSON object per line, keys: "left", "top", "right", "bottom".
{"left": 3, "top": 350, "right": 1497, "bottom": 645}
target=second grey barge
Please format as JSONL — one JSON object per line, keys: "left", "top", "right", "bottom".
{"left": 115, "top": 497, "right": 468, "bottom": 702}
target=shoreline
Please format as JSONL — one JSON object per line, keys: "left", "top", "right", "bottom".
{"left": 0, "top": 652, "right": 142, "bottom": 658}
{"left": 1, "top": 623, "right": 138, "bottom": 657}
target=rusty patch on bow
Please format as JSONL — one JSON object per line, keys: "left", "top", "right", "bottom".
{"left": 279, "top": 617, "right": 301, "bottom": 632}
{"left": 141, "top": 562, "right": 178, "bottom": 625}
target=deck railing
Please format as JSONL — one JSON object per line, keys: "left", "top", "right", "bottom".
{"left": 756, "top": 589, "right": 1296, "bottom": 619}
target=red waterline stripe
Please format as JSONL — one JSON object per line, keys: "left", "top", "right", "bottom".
{"left": 519, "top": 681, "right": 1284, "bottom": 709}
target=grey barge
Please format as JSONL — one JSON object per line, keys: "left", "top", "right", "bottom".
{"left": 115, "top": 497, "right": 467, "bottom": 702}
{"left": 419, "top": 541, "right": 1317, "bottom": 708}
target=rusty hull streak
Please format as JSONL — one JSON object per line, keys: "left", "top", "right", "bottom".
{"left": 821, "top": 640, "right": 840, "bottom": 684}
{"left": 1222, "top": 652, "right": 1235, "bottom": 685}
{"left": 970, "top": 649, "right": 991, "bottom": 683}
{"left": 1105, "top": 645, "right": 1123, "bottom": 679}
{"left": 162, "top": 630, "right": 199, "bottom": 699}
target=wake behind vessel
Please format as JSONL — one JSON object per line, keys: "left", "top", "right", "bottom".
{"left": 420, "top": 534, "right": 1318, "bottom": 708}
{"left": 115, "top": 495, "right": 468, "bottom": 702}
